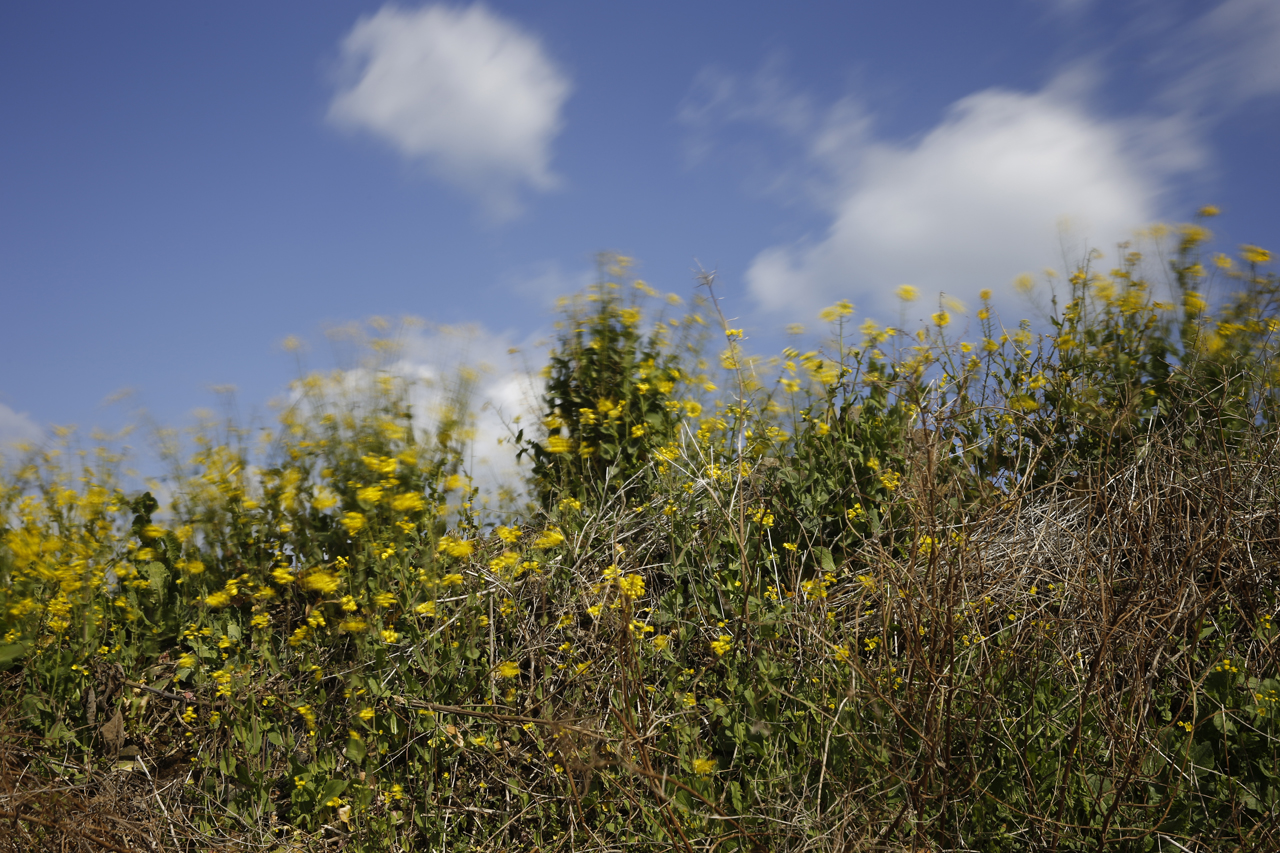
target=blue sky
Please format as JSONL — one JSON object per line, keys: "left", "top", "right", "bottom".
{"left": 3, "top": 0, "right": 1279, "bottom": 470}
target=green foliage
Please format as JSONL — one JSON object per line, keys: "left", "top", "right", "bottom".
{"left": 520, "top": 253, "right": 701, "bottom": 508}
{"left": 2, "top": 222, "right": 1280, "bottom": 851}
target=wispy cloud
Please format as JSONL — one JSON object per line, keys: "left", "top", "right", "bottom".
{"left": 1159, "top": 0, "right": 1280, "bottom": 111}
{"left": 328, "top": 3, "right": 571, "bottom": 221}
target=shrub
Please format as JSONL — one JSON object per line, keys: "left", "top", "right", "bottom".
{"left": 1, "top": 220, "right": 1278, "bottom": 852}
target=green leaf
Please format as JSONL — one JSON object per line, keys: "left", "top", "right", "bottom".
{"left": 345, "top": 736, "right": 367, "bottom": 763}
{"left": 814, "top": 546, "right": 835, "bottom": 573}
{"left": 0, "top": 643, "right": 29, "bottom": 671}
{"left": 319, "top": 778, "right": 349, "bottom": 804}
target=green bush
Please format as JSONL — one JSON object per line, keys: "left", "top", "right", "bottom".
{"left": 519, "top": 253, "right": 705, "bottom": 509}
{"left": 2, "top": 219, "right": 1279, "bottom": 852}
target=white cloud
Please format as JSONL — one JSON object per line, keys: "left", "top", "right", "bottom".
{"left": 0, "top": 401, "right": 42, "bottom": 458}
{"left": 1163, "top": 0, "right": 1280, "bottom": 109}
{"left": 391, "top": 324, "right": 543, "bottom": 506}
{"left": 740, "top": 82, "right": 1194, "bottom": 324}
{"left": 328, "top": 3, "right": 571, "bottom": 220}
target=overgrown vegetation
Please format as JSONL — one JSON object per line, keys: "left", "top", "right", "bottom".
{"left": 2, "top": 217, "right": 1280, "bottom": 851}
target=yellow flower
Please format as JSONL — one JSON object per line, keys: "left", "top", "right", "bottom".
{"left": 895, "top": 284, "right": 917, "bottom": 302}
{"left": 652, "top": 634, "right": 670, "bottom": 652}
{"left": 617, "top": 574, "right": 645, "bottom": 599}
{"left": 710, "top": 635, "right": 732, "bottom": 656}
{"left": 818, "top": 300, "right": 854, "bottom": 322}
{"left": 532, "top": 528, "right": 566, "bottom": 549}
{"left": 358, "top": 707, "right": 375, "bottom": 722}
{"left": 1014, "top": 273, "right": 1034, "bottom": 294}
{"left": 380, "top": 629, "right": 399, "bottom": 643}
{"left": 545, "top": 436, "right": 572, "bottom": 454}
{"left": 496, "top": 661, "right": 521, "bottom": 679}
{"left": 683, "top": 400, "right": 702, "bottom": 418}
{"left": 692, "top": 757, "right": 717, "bottom": 776}
{"left": 391, "top": 492, "right": 425, "bottom": 513}
{"left": 1198, "top": 205, "right": 1220, "bottom": 217}
{"left": 357, "top": 485, "right": 383, "bottom": 505}
{"left": 490, "top": 551, "right": 519, "bottom": 572}
{"left": 340, "top": 512, "right": 366, "bottom": 535}
{"left": 437, "top": 536, "right": 474, "bottom": 558}
{"left": 302, "top": 571, "right": 341, "bottom": 594}
{"left": 362, "top": 454, "right": 398, "bottom": 475}
{"left": 1242, "top": 245, "right": 1272, "bottom": 265}
{"left": 414, "top": 601, "right": 437, "bottom": 617}
{"left": 495, "top": 525, "right": 522, "bottom": 543}
{"left": 932, "top": 311, "right": 950, "bottom": 327}
{"left": 339, "top": 619, "right": 368, "bottom": 633}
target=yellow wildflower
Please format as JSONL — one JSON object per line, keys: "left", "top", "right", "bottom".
{"left": 1242, "top": 245, "right": 1271, "bottom": 265}
{"left": 532, "top": 528, "right": 566, "bottom": 549}
{"left": 301, "top": 571, "right": 341, "bottom": 595}
{"left": 391, "top": 492, "right": 425, "bottom": 513}
{"left": 617, "top": 574, "right": 645, "bottom": 599}
{"left": 437, "top": 536, "right": 474, "bottom": 558}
